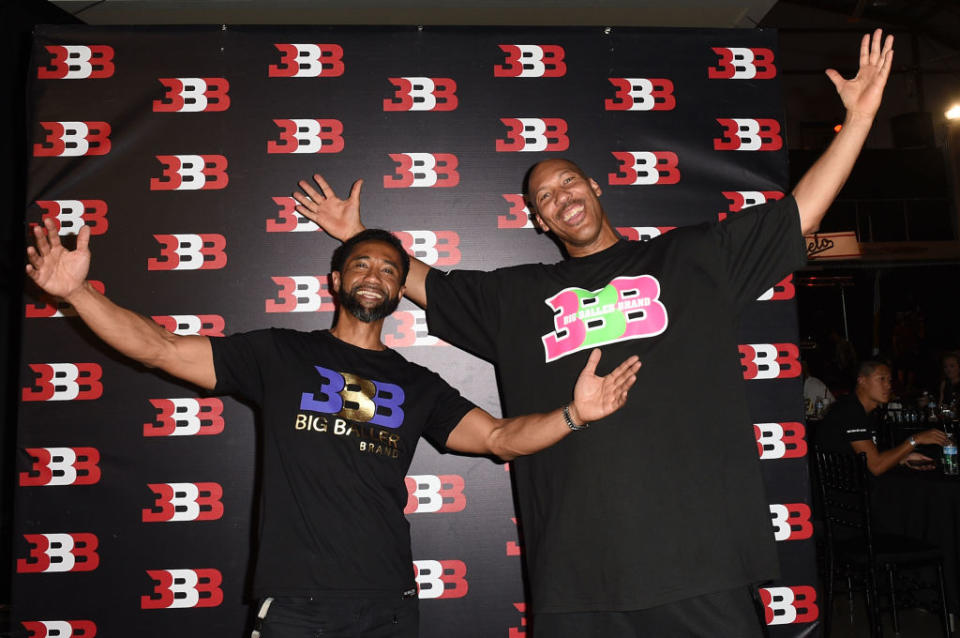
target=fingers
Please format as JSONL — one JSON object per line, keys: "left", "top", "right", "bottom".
{"left": 859, "top": 32, "right": 871, "bottom": 69}
{"left": 311, "top": 173, "right": 335, "bottom": 199}
{"left": 824, "top": 68, "right": 843, "bottom": 91}
{"left": 581, "top": 348, "right": 602, "bottom": 377}
{"left": 75, "top": 224, "right": 91, "bottom": 252}
{"left": 296, "top": 176, "right": 327, "bottom": 206}
{"left": 348, "top": 178, "right": 364, "bottom": 202}
{"left": 44, "top": 217, "right": 63, "bottom": 249}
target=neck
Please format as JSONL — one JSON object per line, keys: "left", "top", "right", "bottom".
{"left": 855, "top": 387, "right": 878, "bottom": 414}
{"left": 564, "top": 222, "right": 621, "bottom": 258}
{"left": 330, "top": 315, "right": 387, "bottom": 351}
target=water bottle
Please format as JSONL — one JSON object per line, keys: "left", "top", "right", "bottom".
{"left": 943, "top": 435, "right": 959, "bottom": 476}
{"left": 814, "top": 397, "right": 824, "bottom": 419}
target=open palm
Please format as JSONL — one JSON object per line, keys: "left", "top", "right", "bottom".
{"left": 572, "top": 349, "right": 641, "bottom": 423}
{"left": 826, "top": 29, "right": 893, "bottom": 119}
{"left": 25, "top": 219, "right": 91, "bottom": 300}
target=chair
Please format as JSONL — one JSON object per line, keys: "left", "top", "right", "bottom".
{"left": 814, "top": 449, "right": 952, "bottom": 637}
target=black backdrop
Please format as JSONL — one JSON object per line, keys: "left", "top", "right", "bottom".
{"left": 14, "top": 24, "right": 817, "bottom": 637}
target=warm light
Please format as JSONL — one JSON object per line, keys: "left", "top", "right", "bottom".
{"left": 947, "top": 104, "right": 960, "bottom": 120}
{"left": 833, "top": 123, "right": 843, "bottom": 133}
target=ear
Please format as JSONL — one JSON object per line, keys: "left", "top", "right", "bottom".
{"left": 534, "top": 213, "right": 550, "bottom": 233}
{"left": 330, "top": 271, "right": 341, "bottom": 294}
{"left": 589, "top": 178, "right": 602, "bottom": 197}
{"left": 398, "top": 284, "right": 406, "bottom": 302}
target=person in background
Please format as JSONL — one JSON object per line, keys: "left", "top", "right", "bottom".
{"left": 816, "top": 360, "right": 948, "bottom": 474}
{"left": 803, "top": 358, "right": 835, "bottom": 418}
{"left": 938, "top": 351, "right": 960, "bottom": 410}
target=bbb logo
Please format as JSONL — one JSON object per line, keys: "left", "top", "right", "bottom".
{"left": 754, "top": 422, "right": 807, "bottom": 459}
{"left": 384, "top": 77, "right": 457, "bottom": 111}
{"left": 34, "top": 199, "right": 108, "bottom": 235}
{"left": 413, "top": 560, "right": 468, "bottom": 599}
{"left": 384, "top": 153, "right": 459, "bottom": 188}
{"left": 714, "top": 119, "right": 782, "bottom": 151}
{"left": 708, "top": 47, "right": 776, "bottom": 80}
{"left": 496, "top": 118, "right": 568, "bottom": 152}
{"left": 300, "top": 366, "right": 405, "bottom": 429}
{"left": 26, "top": 280, "right": 105, "bottom": 319}
{"left": 142, "top": 482, "right": 224, "bottom": 522}
{"left": 393, "top": 230, "right": 461, "bottom": 266}
{"left": 719, "top": 190, "right": 784, "bottom": 221}
{"left": 148, "top": 234, "right": 227, "bottom": 271}
{"left": 20, "top": 447, "right": 100, "bottom": 487}
{"left": 22, "top": 363, "right": 102, "bottom": 402}
{"left": 739, "top": 343, "right": 801, "bottom": 380}
{"left": 404, "top": 474, "right": 466, "bottom": 513}
{"left": 759, "top": 586, "right": 818, "bottom": 625}
{"left": 608, "top": 151, "right": 680, "bottom": 186}
{"left": 145, "top": 398, "right": 225, "bottom": 437}
{"left": 34, "top": 122, "right": 110, "bottom": 157}
{"left": 770, "top": 503, "right": 813, "bottom": 541}
{"left": 150, "top": 155, "right": 228, "bottom": 191}
{"left": 141, "top": 569, "right": 223, "bottom": 609}
{"left": 269, "top": 44, "right": 344, "bottom": 77}
{"left": 758, "top": 275, "right": 795, "bottom": 301}
{"left": 153, "top": 78, "right": 230, "bottom": 113}
{"left": 37, "top": 44, "right": 114, "bottom": 79}
{"left": 17, "top": 533, "right": 99, "bottom": 573}
{"left": 152, "top": 314, "right": 225, "bottom": 336}
{"left": 268, "top": 119, "right": 344, "bottom": 154}
{"left": 605, "top": 78, "right": 675, "bottom": 111}
{"left": 266, "top": 276, "right": 334, "bottom": 313}
{"left": 21, "top": 620, "right": 97, "bottom": 638}
{"left": 616, "top": 226, "right": 676, "bottom": 242}
{"left": 494, "top": 45, "right": 566, "bottom": 77}
{"left": 498, "top": 194, "right": 533, "bottom": 229}
{"left": 267, "top": 196, "right": 317, "bottom": 233}
{"left": 383, "top": 310, "right": 444, "bottom": 348}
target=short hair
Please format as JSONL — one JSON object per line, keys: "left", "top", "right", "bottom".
{"left": 857, "top": 359, "right": 889, "bottom": 380}
{"left": 522, "top": 158, "right": 588, "bottom": 213}
{"left": 330, "top": 228, "right": 410, "bottom": 285}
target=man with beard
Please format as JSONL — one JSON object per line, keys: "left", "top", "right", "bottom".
{"left": 25, "top": 224, "right": 640, "bottom": 637}
{"left": 294, "top": 30, "right": 893, "bottom": 636}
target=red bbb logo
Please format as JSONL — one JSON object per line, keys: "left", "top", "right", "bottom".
{"left": 496, "top": 118, "right": 568, "bottom": 152}
{"left": 26, "top": 280, "right": 105, "bottom": 318}
{"left": 384, "top": 153, "right": 459, "bottom": 188}
{"left": 22, "top": 620, "right": 97, "bottom": 638}
{"left": 145, "top": 398, "right": 225, "bottom": 437}
{"left": 605, "top": 78, "right": 675, "bottom": 111}
{"left": 383, "top": 310, "right": 444, "bottom": 348}
{"left": 384, "top": 77, "right": 458, "bottom": 111}
{"left": 37, "top": 45, "right": 114, "bottom": 79}
{"left": 770, "top": 503, "right": 814, "bottom": 541}
{"left": 35, "top": 200, "right": 108, "bottom": 235}
{"left": 616, "top": 226, "right": 676, "bottom": 242}
{"left": 141, "top": 569, "right": 223, "bottom": 609}
{"left": 738, "top": 343, "right": 801, "bottom": 380}
{"left": 754, "top": 422, "right": 807, "bottom": 459}
{"left": 150, "top": 155, "right": 228, "bottom": 191}
{"left": 413, "top": 560, "right": 468, "bottom": 599}
{"left": 714, "top": 119, "right": 782, "bottom": 151}
{"left": 758, "top": 275, "right": 795, "bottom": 301}
{"left": 267, "top": 197, "right": 317, "bottom": 233}
{"left": 498, "top": 194, "right": 533, "bottom": 229}
{"left": 148, "top": 234, "right": 227, "bottom": 271}
{"left": 152, "top": 314, "right": 225, "bottom": 336}
{"left": 22, "top": 363, "right": 102, "bottom": 402}
{"left": 268, "top": 119, "right": 344, "bottom": 154}
{"left": 20, "top": 447, "right": 100, "bottom": 486}
{"left": 393, "top": 231, "right": 460, "bottom": 266}
{"left": 142, "top": 482, "right": 224, "bottom": 522}
{"left": 269, "top": 44, "right": 344, "bottom": 77}
{"left": 153, "top": 78, "right": 230, "bottom": 112}
{"left": 266, "top": 276, "right": 334, "bottom": 313}
{"left": 494, "top": 45, "right": 566, "bottom": 77}
{"left": 404, "top": 475, "right": 466, "bottom": 513}
{"left": 719, "top": 190, "right": 784, "bottom": 221}
{"left": 708, "top": 47, "right": 776, "bottom": 80}
{"left": 17, "top": 533, "right": 99, "bottom": 573}
{"left": 33, "top": 122, "right": 110, "bottom": 157}
{"left": 759, "top": 586, "right": 818, "bottom": 625}
{"left": 608, "top": 151, "right": 680, "bottom": 186}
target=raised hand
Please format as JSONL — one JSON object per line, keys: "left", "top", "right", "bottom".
{"left": 293, "top": 174, "right": 365, "bottom": 241}
{"left": 826, "top": 28, "right": 894, "bottom": 120}
{"left": 570, "top": 349, "right": 641, "bottom": 424}
{"left": 25, "top": 218, "right": 91, "bottom": 300}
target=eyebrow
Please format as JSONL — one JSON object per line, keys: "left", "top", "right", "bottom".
{"left": 348, "top": 253, "right": 400, "bottom": 271}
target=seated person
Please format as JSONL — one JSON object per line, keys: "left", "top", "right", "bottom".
{"left": 939, "top": 351, "right": 960, "bottom": 410}
{"left": 803, "top": 359, "right": 835, "bottom": 418}
{"left": 816, "top": 360, "right": 948, "bottom": 474}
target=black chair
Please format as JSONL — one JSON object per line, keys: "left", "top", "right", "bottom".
{"left": 814, "top": 449, "right": 952, "bottom": 638}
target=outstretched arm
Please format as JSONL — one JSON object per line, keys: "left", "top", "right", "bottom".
{"left": 293, "top": 174, "right": 433, "bottom": 307}
{"left": 793, "top": 29, "right": 894, "bottom": 234}
{"left": 445, "top": 349, "right": 641, "bottom": 460}
{"left": 25, "top": 218, "right": 216, "bottom": 389}
{"left": 851, "top": 427, "right": 949, "bottom": 476}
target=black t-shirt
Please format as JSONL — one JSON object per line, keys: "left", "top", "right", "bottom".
{"left": 815, "top": 393, "right": 878, "bottom": 454}
{"left": 211, "top": 328, "right": 475, "bottom": 598}
{"left": 425, "top": 196, "right": 805, "bottom": 613}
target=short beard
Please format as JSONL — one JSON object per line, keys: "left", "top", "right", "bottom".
{"left": 339, "top": 287, "right": 401, "bottom": 323}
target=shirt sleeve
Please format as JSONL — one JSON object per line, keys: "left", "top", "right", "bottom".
{"left": 425, "top": 267, "right": 504, "bottom": 363}
{"left": 420, "top": 369, "right": 477, "bottom": 451}
{"left": 210, "top": 330, "right": 269, "bottom": 405}
{"left": 714, "top": 194, "right": 806, "bottom": 312}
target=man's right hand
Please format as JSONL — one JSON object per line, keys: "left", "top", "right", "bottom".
{"left": 26, "top": 218, "right": 91, "bottom": 301}
{"left": 915, "top": 428, "right": 951, "bottom": 447}
{"left": 293, "top": 174, "right": 366, "bottom": 241}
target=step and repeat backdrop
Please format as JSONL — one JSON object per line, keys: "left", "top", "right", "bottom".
{"left": 16, "top": 24, "right": 817, "bottom": 637}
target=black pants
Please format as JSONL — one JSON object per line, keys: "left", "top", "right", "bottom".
{"left": 532, "top": 587, "right": 767, "bottom": 638}
{"left": 252, "top": 594, "right": 419, "bottom": 638}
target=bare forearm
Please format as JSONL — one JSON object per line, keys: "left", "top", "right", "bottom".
{"left": 485, "top": 408, "right": 576, "bottom": 461}
{"left": 405, "top": 258, "right": 432, "bottom": 307}
{"left": 868, "top": 439, "right": 916, "bottom": 475}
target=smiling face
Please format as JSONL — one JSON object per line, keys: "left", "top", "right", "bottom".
{"left": 526, "top": 158, "right": 620, "bottom": 257}
{"left": 331, "top": 239, "right": 405, "bottom": 323}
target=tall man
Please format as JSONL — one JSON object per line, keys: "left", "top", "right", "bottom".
{"left": 25, "top": 224, "right": 639, "bottom": 637}
{"left": 294, "top": 30, "right": 895, "bottom": 636}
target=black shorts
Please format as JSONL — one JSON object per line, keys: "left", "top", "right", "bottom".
{"left": 531, "top": 586, "right": 767, "bottom": 638}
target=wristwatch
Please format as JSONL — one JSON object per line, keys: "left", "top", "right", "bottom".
{"left": 908, "top": 435, "right": 918, "bottom": 448}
